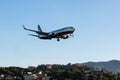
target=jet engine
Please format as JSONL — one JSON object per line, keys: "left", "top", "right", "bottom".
{"left": 62, "top": 35, "right": 69, "bottom": 39}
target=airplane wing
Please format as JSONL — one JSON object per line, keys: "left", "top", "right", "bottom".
{"left": 23, "top": 25, "right": 48, "bottom": 35}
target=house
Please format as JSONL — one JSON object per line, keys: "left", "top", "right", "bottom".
{"left": 24, "top": 74, "right": 38, "bottom": 80}
{"left": 0, "top": 74, "right": 4, "bottom": 80}
{"left": 42, "top": 74, "right": 51, "bottom": 80}
{"left": 42, "top": 76, "right": 51, "bottom": 80}
{"left": 5, "top": 75, "right": 14, "bottom": 80}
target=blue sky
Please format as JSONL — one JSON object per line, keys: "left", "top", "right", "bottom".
{"left": 0, "top": 0, "right": 120, "bottom": 67}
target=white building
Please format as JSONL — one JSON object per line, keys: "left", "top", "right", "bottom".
{"left": 42, "top": 76, "right": 50, "bottom": 80}
{"left": 24, "top": 74, "right": 38, "bottom": 80}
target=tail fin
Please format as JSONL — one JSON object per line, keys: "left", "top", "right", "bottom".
{"left": 38, "top": 25, "right": 42, "bottom": 32}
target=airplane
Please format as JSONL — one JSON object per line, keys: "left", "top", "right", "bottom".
{"left": 23, "top": 25, "right": 75, "bottom": 41}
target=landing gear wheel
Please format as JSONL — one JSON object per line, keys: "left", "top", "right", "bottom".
{"left": 57, "top": 38, "right": 60, "bottom": 41}
{"left": 70, "top": 34, "right": 74, "bottom": 37}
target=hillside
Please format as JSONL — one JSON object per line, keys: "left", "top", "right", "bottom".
{"left": 0, "top": 63, "right": 120, "bottom": 80}
{"left": 84, "top": 60, "right": 120, "bottom": 74}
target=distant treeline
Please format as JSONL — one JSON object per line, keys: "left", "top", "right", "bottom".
{"left": 0, "top": 63, "right": 120, "bottom": 80}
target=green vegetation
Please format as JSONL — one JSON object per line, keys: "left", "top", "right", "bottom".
{"left": 0, "top": 63, "right": 120, "bottom": 80}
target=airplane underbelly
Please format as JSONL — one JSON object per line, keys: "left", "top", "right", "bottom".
{"left": 54, "top": 31, "right": 73, "bottom": 37}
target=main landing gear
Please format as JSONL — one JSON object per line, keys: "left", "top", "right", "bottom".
{"left": 57, "top": 38, "right": 60, "bottom": 41}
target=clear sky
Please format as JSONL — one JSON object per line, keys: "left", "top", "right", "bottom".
{"left": 0, "top": 0, "right": 120, "bottom": 67}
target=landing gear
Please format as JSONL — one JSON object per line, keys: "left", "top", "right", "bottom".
{"left": 57, "top": 38, "right": 60, "bottom": 41}
{"left": 70, "top": 34, "right": 74, "bottom": 37}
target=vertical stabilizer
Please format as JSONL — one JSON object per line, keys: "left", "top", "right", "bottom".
{"left": 38, "top": 25, "right": 42, "bottom": 32}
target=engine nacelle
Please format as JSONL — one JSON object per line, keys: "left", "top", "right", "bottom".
{"left": 62, "top": 35, "right": 69, "bottom": 39}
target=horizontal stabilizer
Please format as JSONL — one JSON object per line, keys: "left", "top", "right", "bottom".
{"left": 23, "top": 25, "right": 48, "bottom": 35}
{"left": 28, "top": 34, "right": 39, "bottom": 37}
{"left": 23, "top": 25, "right": 38, "bottom": 32}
